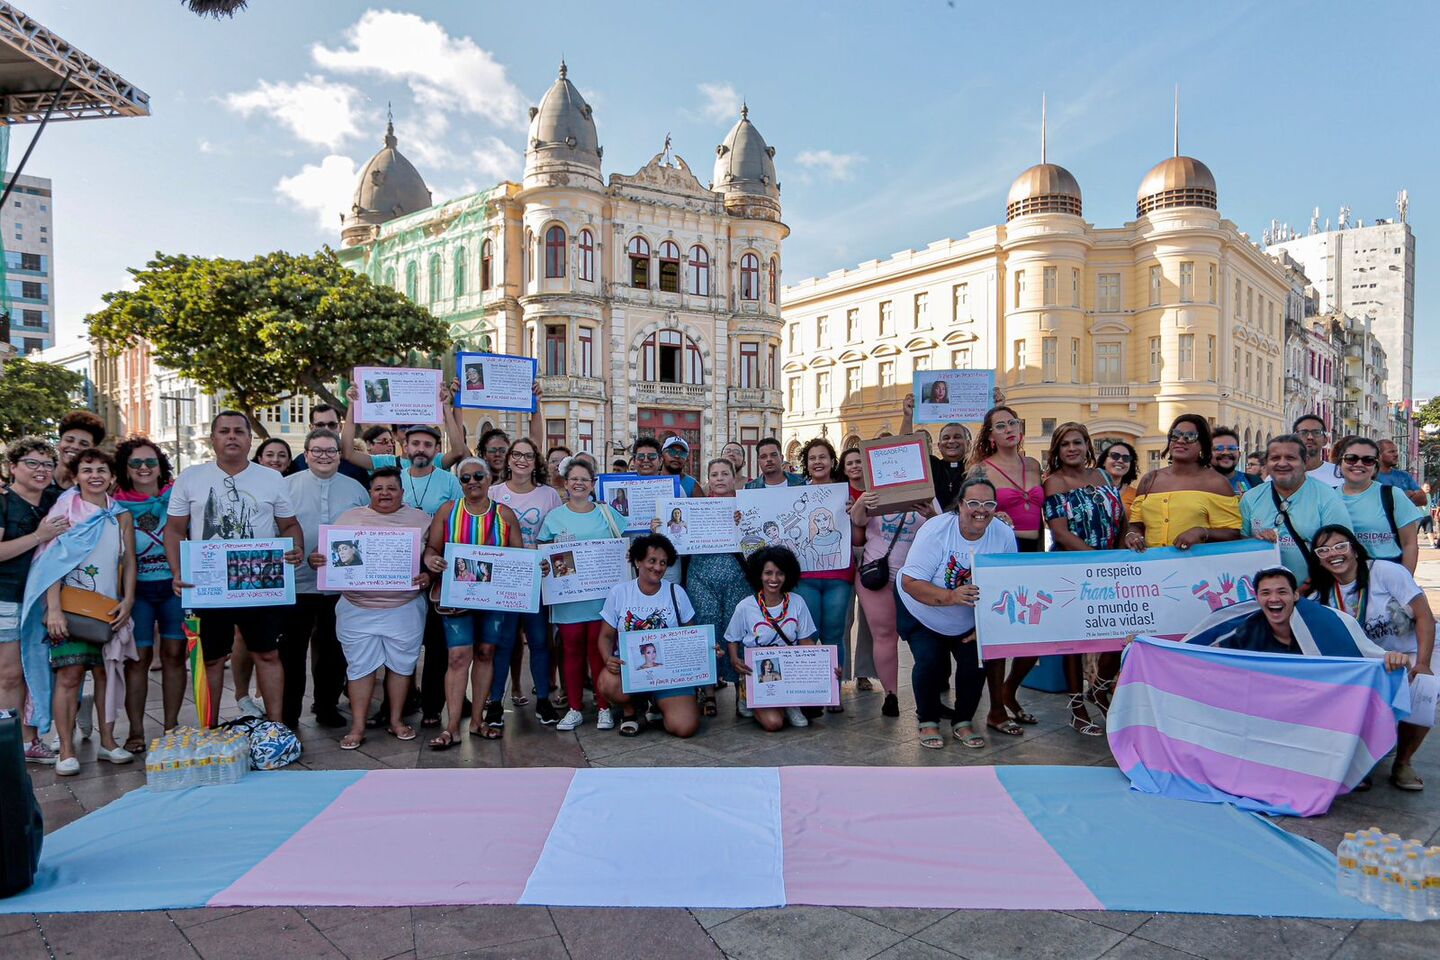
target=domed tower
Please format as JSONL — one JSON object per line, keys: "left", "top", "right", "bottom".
{"left": 523, "top": 61, "right": 602, "bottom": 189}
{"left": 340, "top": 113, "right": 432, "bottom": 247}
{"left": 1136, "top": 155, "right": 1217, "bottom": 216}
{"left": 712, "top": 104, "right": 781, "bottom": 222}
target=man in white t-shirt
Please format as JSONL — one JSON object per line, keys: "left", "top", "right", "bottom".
{"left": 1294, "top": 414, "right": 1343, "bottom": 489}
{"left": 165, "top": 411, "right": 303, "bottom": 723}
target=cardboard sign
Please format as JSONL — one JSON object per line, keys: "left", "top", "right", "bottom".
{"left": 859, "top": 434, "right": 935, "bottom": 513}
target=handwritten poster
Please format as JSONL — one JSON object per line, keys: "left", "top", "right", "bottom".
{"left": 859, "top": 434, "right": 934, "bottom": 512}
{"left": 655, "top": 497, "right": 740, "bottom": 555}
{"left": 541, "top": 538, "right": 631, "bottom": 604}
{"left": 734, "top": 484, "right": 851, "bottom": 573}
{"left": 913, "top": 369, "right": 995, "bottom": 424}
{"left": 595, "top": 474, "right": 683, "bottom": 536}
{"left": 316, "top": 525, "right": 421, "bottom": 592}
{"left": 744, "top": 645, "right": 840, "bottom": 708}
{"left": 438, "top": 543, "right": 541, "bottom": 613}
{"left": 354, "top": 366, "right": 442, "bottom": 424}
{"left": 619, "top": 624, "right": 718, "bottom": 694}
{"left": 181, "top": 538, "right": 295, "bottom": 608}
{"left": 454, "top": 352, "right": 538, "bottom": 413}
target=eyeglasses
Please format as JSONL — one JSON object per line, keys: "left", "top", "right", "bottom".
{"left": 633, "top": 452, "right": 659, "bottom": 462}
{"left": 1296, "top": 428, "right": 1328, "bottom": 438}
{"left": 1169, "top": 430, "right": 1200, "bottom": 443}
{"left": 566, "top": 475, "right": 594, "bottom": 484}
{"left": 458, "top": 471, "right": 489, "bottom": 484}
{"left": 993, "top": 418, "right": 1022, "bottom": 431}
{"left": 1106, "top": 453, "right": 1132, "bottom": 463}
{"left": 307, "top": 448, "right": 339, "bottom": 459}
{"left": 17, "top": 458, "right": 55, "bottom": 471}
{"left": 1213, "top": 444, "right": 1240, "bottom": 453}
{"left": 484, "top": 445, "right": 509, "bottom": 455}
{"left": 1341, "top": 454, "right": 1378, "bottom": 466}
{"left": 509, "top": 451, "right": 536, "bottom": 462}
{"left": 1314, "top": 542, "right": 1353, "bottom": 557}
{"left": 962, "top": 499, "right": 998, "bottom": 511}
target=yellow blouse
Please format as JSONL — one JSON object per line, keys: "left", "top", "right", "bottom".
{"left": 1128, "top": 490, "right": 1242, "bottom": 547}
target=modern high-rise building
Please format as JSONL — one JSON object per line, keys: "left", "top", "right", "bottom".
{"left": 2, "top": 172, "right": 56, "bottom": 355}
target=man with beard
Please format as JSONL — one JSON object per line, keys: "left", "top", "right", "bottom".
{"left": 1376, "top": 439, "right": 1427, "bottom": 508}
{"left": 1293, "top": 414, "right": 1342, "bottom": 489}
{"left": 744, "top": 438, "right": 805, "bottom": 490}
{"left": 1211, "top": 427, "right": 1262, "bottom": 494}
{"left": 1239, "top": 434, "right": 1351, "bottom": 580}
{"left": 659, "top": 436, "right": 703, "bottom": 496}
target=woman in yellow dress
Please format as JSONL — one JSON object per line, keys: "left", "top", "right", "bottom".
{"left": 1125, "top": 415, "right": 1242, "bottom": 552}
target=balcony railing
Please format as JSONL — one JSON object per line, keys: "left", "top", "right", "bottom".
{"left": 727, "top": 387, "right": 783, "bottom": 409}
{"left": 1093, "top": 384, "right": 1131, "bottom": 399}
{"left": 538, "top": 375, "right": 607, "bottom": 400}
{"left": 635, "top": 381, "right": 709, "bottom": 406}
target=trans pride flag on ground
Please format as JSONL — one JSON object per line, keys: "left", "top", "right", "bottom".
{"left": 1109, "top": 634, "right": 1410, "bottom": 816}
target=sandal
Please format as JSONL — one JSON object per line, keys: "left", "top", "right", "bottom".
{"left": 1086, "top": 677, "right": 1115, "bottom": 715}
{"left": 618, "top": 715, "right": 644, "bottom": 737}
{"left": 427, "top": 730, "right": 455, "bottom": 751}
{"left": 856, "top": 677, "right": 874, "bottom": 691}
{"left": 986, "top": 718, "right": 1025, "bottom": 736}
{"left": 510, "top": 693, "right": 531, "bottom": 707}
{"left": 1007, "top": 706, "right": 1039, "bottom": 725}
{"left": 698, "top": 691, "right": 717, "bottom": 717}
{"left": 952, "top": 723, "right": 986, "bottom": 749}
{"left": 389, "top": 724, "right": 417, "bottom": 741}
{"left": 919, "top": 723, "right": 945, "bottom": 749}
{"left": 420, "top": 714, "right": 442, "bottom": 728}
{"left": 1067, "top": 695, "right": 1103, "bottom": 737}
{"left": 340, "top": 733, "right": 366, "bottom": 751}
{"left": 123, "top": 737, "right": 147, "bottom": 754}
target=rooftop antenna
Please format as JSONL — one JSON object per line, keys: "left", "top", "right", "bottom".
{"left": 1041, "top": 92, "right": 1047, "bottom": 163}
{"left": 1173, "top": 83, "right": 1180, "bottom": 157}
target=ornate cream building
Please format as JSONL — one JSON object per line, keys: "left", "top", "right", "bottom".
{"left": 781, "top": 137, "right": 1293, "bottom": 472}
{"left": 336, "top": 64, "right": 788, "bottom": 476}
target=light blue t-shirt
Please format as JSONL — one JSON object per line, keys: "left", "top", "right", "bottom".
{"left": 1240, "top": 478, "right": 1353, "bottom": 578}
{"left": 1378, "top": 469, "right": 1421, "bottom": 493}
{"left": 537, "top": 502, "right": 628, "bottom": 624}
{"left": 369, "top": 455, "right": 463, "bottom": 517}
{"left": 1340, "top": 482, "right": 1424, "bottom": 562}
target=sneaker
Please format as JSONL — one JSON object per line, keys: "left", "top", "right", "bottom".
{"left": 595, "top": 708, "right": 615, "bottom": 730}
{"left": 785, "top": 707, "right": 810, "bottom": 728}
{"left": 98, "top": 745, "right": 134, "bottom": 764}
{"left": 237, "top": 696, "right": 264, "bottom": 718}
{"left": 556, "top": 708, "right": 585, "bottom": 731}
{"left": 77, "top": 692, "right": 93, "bottom": 740}
{"left": 55, "top": 756, "right": 80, "bottom": 776}
{"left": 24, "top": 737, "right": 57, "bottom": 765}
{"left": 484, "top": 699, "right": 505, "bottom": 729}
{"left": 536, "top": 699, "right": 560, "bottom": 725}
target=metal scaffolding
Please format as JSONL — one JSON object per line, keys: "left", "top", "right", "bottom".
{"left": 0, "top": 1, "right": 149, "bottom": 124}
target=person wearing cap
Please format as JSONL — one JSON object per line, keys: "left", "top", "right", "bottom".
{"left": 341, "top": 384, "right": 465, "bottom": 516}
{"left": 659, "top": 436, "right": 704, "bottom": 497}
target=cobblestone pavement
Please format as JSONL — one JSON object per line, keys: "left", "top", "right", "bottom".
{"left": 9, "top": 555, "right": 1440, "bottom": 959}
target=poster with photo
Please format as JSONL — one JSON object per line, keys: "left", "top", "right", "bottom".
{"left": 454, "top": 352, "right": 538, "bottom": 412}
{"left": 439, "top": 543, "right": 541, "bottom": 613}
{"left": 619, "top": 624, "right": 718, "bottom": 694}
{"left": 180, "top": 538, "right": 295, "bottom": 608}
{"left": 540, "top": 538, "right": 631, "bottom": 604}
{"left": 734, "top": 484, "right": 851, "bottom": 572}
{"left": 316, "top": 525, "right": 422, "bottom": 592}
{"left": 353, "top": 366, "right": 442, "bottom": 424}
{"left": 913, "top": 369, "right": 995, "bottom": 424}
{"left": 654, "top": 497, "right": 740, "bottom": 555}
{"left": 595, "top": 474, "right": 683, "bottom": 535}
{"left": 744, "top": 645, "right": 841, "bottom": 708}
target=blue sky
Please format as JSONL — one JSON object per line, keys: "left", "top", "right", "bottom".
{"left": 23, "top": 1, "right": 1439, "bottom": 392}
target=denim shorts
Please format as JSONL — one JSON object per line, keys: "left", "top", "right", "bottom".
{"left": 131, "top": 579, "right": 185, "bottom": 647}
{"left": 0, "top": 599, "right": 18, "bottom": 643}
{"left": 652, "top": 685, "right": 696, "bottom": 702}
{"left": 440, "top": 609, "right": 508, "bottom": 649}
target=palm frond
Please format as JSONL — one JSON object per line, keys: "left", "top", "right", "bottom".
{"left": 184, "top": 0, "right": 249, "bottom": 18}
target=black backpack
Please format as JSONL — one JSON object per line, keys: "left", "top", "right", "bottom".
{"left": 0, "top": 711, "right": 43, "bottom": 897}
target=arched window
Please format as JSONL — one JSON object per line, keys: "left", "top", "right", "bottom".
{"left": 428, "top": 254, "right": 442, "bottom": 303}
{"left": 768, "top": 256, "right": 779, "bottom": 304}
{"left": 640, "top": 330, "right": 704, "bottom": 384}
{"left": 658, "top": 240, "right": 681, "bottom": 293}
{"left": 453, "top": 247, "right": 466, "bottom": 298}
{"left": 688, "top": 245, "right": 710, "bottom": 296}
{"left": 628, "top": 236, "right": 651, "bottom": 289}
{"left": 385, "top": 266, "right": 397, "bottom": 290}
{"left": 544, "top": 225, "right": 566, "bottom": 279}
{"left": 578, "top": 229, "right": 594, "bottom": 282}
{"left": 480, "top": 239, "right": 493, "bottom": 290}
{"left": 405, "top": 261, "right": 418, "bottom": 301}
{"left": 739, "top": 253, "right": 760, "bottom": 301}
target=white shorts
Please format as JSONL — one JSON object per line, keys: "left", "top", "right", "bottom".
{"left": 336, "top": 594, "right": 426, "bottom": 680}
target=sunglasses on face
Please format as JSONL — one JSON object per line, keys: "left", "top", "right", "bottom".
{"left": 1341, "top": 454, "right": 1378, "bottom": 466}
{"left": 633, "top": 452, "right": 659, "bottom": 462}
{"left": 1106, "top": 453, "right": 1132, "bottom": 463}
{"left": 1169, "top": 431, "right": 1200, "bottom": 443}
{"left": 484, "top": 445, "right": 509, "bottom": 455}
{"left": 127, "top": 457, "right": 160, "bottom": 469}
{"left": 459, "top": 472, "right": 489, "bottom": 484}
{"left": 962, "top": 499, "right": 998, "bottom": 511}
{"left": 1314, "top": 541, "right": 1353, "bottom": 557}
{"left": 1213, "top": 444, "right": 1240, "bottom": 453}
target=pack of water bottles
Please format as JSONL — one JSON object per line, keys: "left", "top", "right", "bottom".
{"left": 144, "top": 726, "right": 251, "bottom": 792}
{"left": 1335, "top": 826, "right": 1440, "bottom": 920}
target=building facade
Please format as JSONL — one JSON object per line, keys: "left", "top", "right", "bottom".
{"left": 30, "top": 338, "right": 94, "bottom": 410}
{"left": 781, "top": 147, "right": 1291, "bottom": 470}
{"left": 2, "top": 172, "right": 56, "bottom": 355}
{"left": 1283, "top": 315, "right": 1340, "bottom": 433}
{"left": 336, "top": 64, "right": 788, "bottom": 477}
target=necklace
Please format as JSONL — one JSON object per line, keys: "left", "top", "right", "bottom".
{"left": 409, "top": 467, "right": 437, "bottom": 509}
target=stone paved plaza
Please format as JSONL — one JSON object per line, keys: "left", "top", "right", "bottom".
{"left": 8, "top": 560, "right": 1440, "bottom": 960}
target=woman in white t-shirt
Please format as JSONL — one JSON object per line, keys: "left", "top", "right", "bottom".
{"left": 596, "top": 534, "right": 700, "bottom": 738}
{"left": 1307, "top": 524, "right": 1434, "bottom": 792}
{"left": 724, "top": 546, "right": 822, "bottom": 732}
{"left": 897, "top": 476, "right": 1017, "bottom": 750}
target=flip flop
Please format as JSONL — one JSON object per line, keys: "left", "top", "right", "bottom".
{"left": 427, "top": 730, "right": 454, "bottom": 751}
{"left": 340, "top": 734, "right": 365, "bottom": 751}
{"left": 1008, "top": 708, "right": 1039, "bottom": 725}
{"left": 123, "top": 738, "right": 147, "bottom": 754}
{"left": 388, "top": 725, "right": 417, "bottom": 741}
{"left": 987, "top": 719, "right": 1025, "bottom": 736}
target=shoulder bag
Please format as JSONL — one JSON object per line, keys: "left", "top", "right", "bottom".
{"left": 858, "top": 514, "right": 908, "bottom": 591}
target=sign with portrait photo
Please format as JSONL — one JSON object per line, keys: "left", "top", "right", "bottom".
{"left": 316, "top": 525, "right": 422, "bottom": 592}
{"left": 540, "top": 537, "right": 631, "bottom": 605}
{"left": 734, "top": 484, "right": 851, "bottom": 573}
{"left": 858, "top": 434, "right": 935, "bottom": 513}
{"left": 619, "top": 624, "right": 718, "bottom": 694}
{"left": 180, "top": 538, "right": 295, "bottom": 608}
{"left": 439, "top": 543, "right": 541, "bottom": 613}
{"left": 654, "top": 497, "right": 740, "bottom": 555}
{"left": 913, "top": 369, "right": 995, "bottom": 424}
{"left": 595, "top": 474, "right": 683, "bottom": 536}
{"left": 454, "top": 352, "right": 538, "bottom": 413}
{"left": 744, "top": 645, "right": 840, "bottom": 708}
{"left": 353, "top": 366, "right": 442, "bottom": 424}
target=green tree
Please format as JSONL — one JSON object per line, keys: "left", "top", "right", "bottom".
{"left": 86, "top": 249, "right": 452, "bottom": 435}
{"left": 0, "top": 356, "right": 85, "bottom": 438}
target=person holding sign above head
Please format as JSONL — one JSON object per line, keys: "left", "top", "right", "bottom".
{"left": 1239, "top": 434, "right": 1351, "bottom": 583}
{"left": 596, "top": 534, "right": 700, "bottom": 738}
{"left": 900, "top": 394, "right": 971, "bottom": 511}
{"left": 422, "top": 458, "right": 524, "bottom": 747}
{"left": 1042, "top": 423, "right": 1127, "bottom": 735}
{"left": 724, "top": 546, "right": 821, "bottom": 732}
{"left": 537, "top": 457, "right": 627, "bottom": 732}
{"left": 897, "top": 475, "right": 1017, "bottom": 749}
{"left": 794, "top": 438, "right": 855, "bottom": 711}
{"left": 1333, "top": 435, "right": 1424, "bottom": 572}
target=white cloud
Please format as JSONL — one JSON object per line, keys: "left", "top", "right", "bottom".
{"left": 696, "top": 82, "right": 741, "bottom": 122}
{"left": 197, "top": 139, "right": 216, "bottom": 154}
{"left": 224, "top": 75, "right": 364, "bottom": 149}
{"left": 471, "top": 137, "right": 522, "bottom": 182}
{"left": 276, "top": 154, "right": 358, "bottom": 229}
{"left": 795, "top": 149, "right": 864, "bottom": 181}
{"left": 313, "top": 10, "right": 527, "bottom": 129}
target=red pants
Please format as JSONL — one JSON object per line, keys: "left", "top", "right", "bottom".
{"left": 557, "top": 620, "right": 608, "bottom": 711}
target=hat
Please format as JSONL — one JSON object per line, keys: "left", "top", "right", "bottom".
{"left": 403, "top": 424, "right": 442, "bottom": 441}
{"left": 662, "top": 435, "right": 690, "bottom": 454}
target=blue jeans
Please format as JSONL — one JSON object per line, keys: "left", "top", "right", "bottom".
{"left": 794, "top": 578, "right": 854, "bottom": 670}
{"left": 894, "top": 586, "right": 987, "bottom": 725}
{"left": 494, "top": 609, "right": 551, "bottom": 701}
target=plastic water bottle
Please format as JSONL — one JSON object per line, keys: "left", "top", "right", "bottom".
{"left": 1380, "top": 845, "right": 1404, "bottom": 913}
{"left": 1336, "top": 833, "right": 1360, "bottom": 898}
{"left": 1402, "top": 852, "right": 1426, "bottom": 920}
{"left": 1359, "top": 841, "right": 1382, "bottom": 904}
{"left": 1426, "top": 848, "right": 1440, "bottom": 920}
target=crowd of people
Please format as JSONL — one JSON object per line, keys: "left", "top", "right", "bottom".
{"left": 0, "top": 395, "right": 1431, "bottom": 790}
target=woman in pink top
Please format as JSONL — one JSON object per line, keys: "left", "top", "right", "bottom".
{"left": 793, "top": 438, "right": 855, "bottom": 712}
{"left": 968, "top": 405, "right": 1044, "bottom": 735}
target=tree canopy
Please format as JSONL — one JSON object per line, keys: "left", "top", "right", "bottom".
{"left": 0, "top": 356, "right": 86, "bottom": 439}
{"left": 86, "top": 249, "right": 452, "bottom": 432}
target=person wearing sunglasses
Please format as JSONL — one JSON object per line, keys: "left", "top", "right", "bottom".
{"left": 1099, "top": 440, "right": 1139, "bottom": 512}
{"left": 1306, "top": 524, "right": 1433, "bottom": 792}
{"left": 1211, "top": 427, "right": 1262, "bottom": 495}
{"left": 1126, "top": 414, "right": 1242, "bottom": 553}
{"left": 1332, "top": 435, "right": 1425, "bottom": 573}
{"left": 1239, "top": 434, "right": 1351, "bottom": 582}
